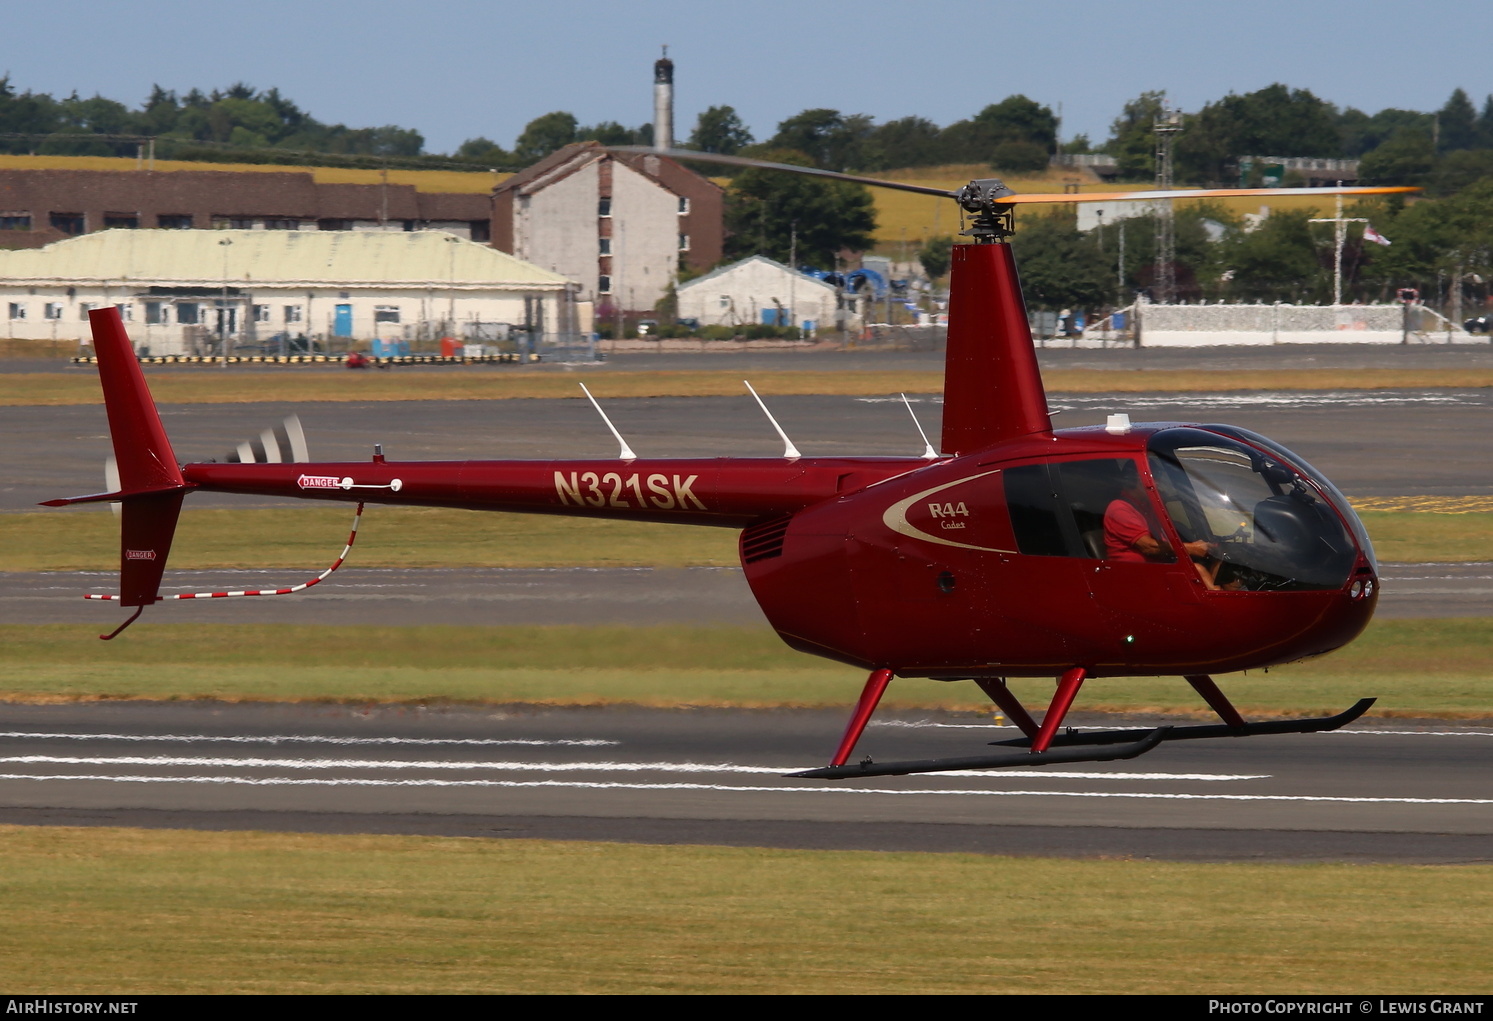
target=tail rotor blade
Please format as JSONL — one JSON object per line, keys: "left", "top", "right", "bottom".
{"left": 224, "top": 414, "right": 309, "bottom": 463}
{"left": 104, "top": 455, "right": 121, "bottom": 518}
{"left": 283, "top": 414, "right": 309, "bottom": 462}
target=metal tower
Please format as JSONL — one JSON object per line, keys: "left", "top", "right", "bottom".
{"left": 1153, "top": 107, "right": 1183, "bottom": 304}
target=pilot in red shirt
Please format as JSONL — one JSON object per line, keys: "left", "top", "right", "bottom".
{"left": 1104, "top": 465, "right": 1213, "bottom": 567}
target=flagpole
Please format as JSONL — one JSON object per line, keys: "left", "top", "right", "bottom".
{"left": 1310, "top": 187, "right": 1370, "bottom": 307}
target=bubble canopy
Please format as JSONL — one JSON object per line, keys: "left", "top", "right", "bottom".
{"left": 1146, "top": 427, "right": 1368, "bottom": 591}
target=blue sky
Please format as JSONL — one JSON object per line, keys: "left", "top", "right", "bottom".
{"left": 3, "top": 0, "right": 1488, "bottom": 156}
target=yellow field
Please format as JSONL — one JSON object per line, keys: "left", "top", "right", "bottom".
{"left": 0, "top": 153, "right": 507, "bottom": 194}
{"left": 865, "top": 163, "right": 1377, "bottom": 249}
{"left": 1, "top": 152, "right": 1368, "bottom": 249}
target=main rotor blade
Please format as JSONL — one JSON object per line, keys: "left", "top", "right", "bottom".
{"left": 1002, "top": 184, "right": 1421, "bottom": 204}
{"left": 607, "top": 146, "right": 958, "bottom": 199}
{"left": 610, "top": 146, "right": 1421, "bottom": 210}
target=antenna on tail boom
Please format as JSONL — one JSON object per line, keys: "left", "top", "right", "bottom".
{"left": 900, "top": 394, "right": 938, "bottom": 460}
{"left": 579, "top": 384, "right": 637, "bottom": 461}
{"left": 744, "top": 381, "right": 800, "bottom": 459}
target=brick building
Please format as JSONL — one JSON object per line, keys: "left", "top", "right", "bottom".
{"left": 0, "top": 167, "right": 493, "bottom": 250}
{"left": 492, "top": 142, "right": 723, "bottom": 313}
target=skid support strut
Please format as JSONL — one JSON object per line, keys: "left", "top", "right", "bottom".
{"left": 829, "top": 668, "right": 893, "bottom": 767}
{"left": 1185, "top": 674, "right": 1247, "bottom": 728}
{"left": 973, "top": 678, "right": 1040, "bottom": 738}
{"left": 1031, "top": 667, "right": 1087, "bottom": 754}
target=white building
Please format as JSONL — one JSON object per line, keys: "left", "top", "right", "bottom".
{"left": 0, "top": 229, "right": 574, "bottom": 355}
{"left": 676, "top": 255, "right": 842, "bottom": 332}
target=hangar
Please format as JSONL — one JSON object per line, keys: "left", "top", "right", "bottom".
{"left": 0, "top": 228, "right": 574, "bottom": 356}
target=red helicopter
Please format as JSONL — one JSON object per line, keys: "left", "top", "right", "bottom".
{"left": 49, "top": 158, "right": 1416, "bottom": 778}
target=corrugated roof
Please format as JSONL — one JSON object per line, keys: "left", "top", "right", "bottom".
{"left": 678, "top": 254, "right": 835, "bottom": 293}
{"left": 0, "top": 229, "right": 570, "bottom": 288}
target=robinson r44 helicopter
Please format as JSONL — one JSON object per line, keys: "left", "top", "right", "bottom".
{"left": 49, "top": 151, "right": 1416, "bottom": 778}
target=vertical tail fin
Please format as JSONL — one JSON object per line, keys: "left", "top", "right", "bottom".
{"left": 90, "top": 307, "right": 185, "bottom": 494}
{"left": 76, "top": 308, "right": 188, "bottom": 617}
{"left": 940, "top": 243, "right": 1053, "bottom": 455}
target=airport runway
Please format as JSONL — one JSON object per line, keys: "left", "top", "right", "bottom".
{"left": 0, "top": 701, "right": 1488, "bottom": 863}
{"left": 5, "top": 384, "right": 1493, "bottom": 512}
{"left": 6, "top": 383, "right": 1492, "bottom": 625}
{"left": 3, "top": 358, "right": 1490, "bottom": 858}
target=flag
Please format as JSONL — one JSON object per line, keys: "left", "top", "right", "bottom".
{"left": 1363, "top": 223, "right": 1392, "bottom": 246}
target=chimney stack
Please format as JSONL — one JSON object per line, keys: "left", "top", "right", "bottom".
{"left": 653, "top": 46, "right": 674, "bottom": 151}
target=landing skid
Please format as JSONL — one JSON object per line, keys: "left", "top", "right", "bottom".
{"left": 796, "top": 662, "right": 1378, "bottom": 781}
{"left": 986, "top": 698, "right": 1376, "bottom": 750}
{"left": 789, "top": 728, "right": 1168, "bottom": 780}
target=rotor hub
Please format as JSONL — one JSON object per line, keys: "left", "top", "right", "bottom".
{"left": 956, "top": 179, "right": 1017, "bottom": 243}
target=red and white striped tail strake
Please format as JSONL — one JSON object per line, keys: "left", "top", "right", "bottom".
{"left": 86, "top": 502, "right": 365, "bottom": 602}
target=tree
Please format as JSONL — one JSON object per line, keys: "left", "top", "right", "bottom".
{"left": 940, "top": 95, "right": 1058, "bottom": 166}
{"left": 724, "top": 150, "right": 875, "bottom": 266}
{"left": 575, "top": 120, "right": 647, "bottom": 146}
{"left": 1364, "top": 178, "right": 1493, "bottom": 300}
{"left": 1008, "top": 213, "right": 1112, "bottom": 310}
{"left": 864, "top": 116, "right": 942, "bottom": 170}
{"left": 1176, "top": 84, "right": 1341, "bottom": 185}
{"left": 455, "top": 136, "right": 514, "bottom": 165}
{"left": 767, "top": 109, "right": 874, "bottom": 170}
{"left": 1104, "top": 91, "right": 1167, "bottom": 180}
{"left": 974, "top": 95, "right": 1057, "bottom": 153}
{"left": 1358, "top": 130, "right": 1436, "bottom": 186}
{"left": 1337, "top": 106, "right": 1432, "bottom": 157}
{"left": 513, "top": 111, "right": 577, "bottom": 163}
{"left": 1437, "top": 88, "right": 1478, "bottom": 152}
{"left": 918, "top": 236, "right": 953, "bottom": 280}
{"left": 689, "top": 105, "right": 752, "bottom": 155}
{"left": 1479, "top": 95, "right": 1493, "bottom": 149}
{"left": 1428, "top": 149, "right": 1493, "bottom": 197}
{"left": 1217, "top": 210, "right": 1327, "bottom": 303}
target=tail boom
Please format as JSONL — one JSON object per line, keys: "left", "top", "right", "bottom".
{"left": 181, "top": 456, "right": 930, "bottom": 527}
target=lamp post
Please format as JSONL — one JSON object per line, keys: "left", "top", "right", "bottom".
{"left": 445, "top": 234, "right": 459, "bottom": 346}
{"left": 218, "top": 237, "right": 232, "bottom": 368}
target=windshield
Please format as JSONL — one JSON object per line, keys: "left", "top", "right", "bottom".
{"left": 1201, "top": 423, "right": 1377, "bottom": 571}
{"left": 1147, "top": 428, "right": 1359, "bottom": 591}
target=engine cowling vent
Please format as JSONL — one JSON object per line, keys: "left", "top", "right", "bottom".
{"left": 741, "top": 516, "right": 791, "bottom": 564}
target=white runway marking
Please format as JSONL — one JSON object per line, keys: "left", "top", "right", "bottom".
{"left": 0, "top": 731, "right": 619, "bottom": 748}
{"left": 876, "top": 720, "right": 1493, "bottom": 738}
{"left": 0, "top": 755, "right": 1269, "bottom": 782}
{"left": 857, "top": 391, "right": 1489, "bottom": 410}
{"left": 1, "top": 772, "right": 1489, "bottom": 804}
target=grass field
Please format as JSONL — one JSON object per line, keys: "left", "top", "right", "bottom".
{"left": 6, "top": 504, "right": 1492, "bottom": 571}
{"left": 8, "top": 367, "right": 1493, "bottom": 406}
{"left": 1, "top": 617, "right": 1489, "bottom": 715}
{"left": 1, "top": 825, "right": 1487, "bottom": 994}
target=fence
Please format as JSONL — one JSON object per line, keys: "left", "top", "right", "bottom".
{"left": 856, "top": 324, "right": 947, "bottom": 352}
{"left": 1136, "top": 302, "right": 1473, "bottom": 346}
